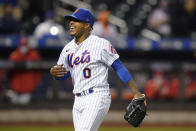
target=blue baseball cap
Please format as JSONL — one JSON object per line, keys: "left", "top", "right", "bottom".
{"left": 64, "top": 8, "right": 94, "bottom": 28}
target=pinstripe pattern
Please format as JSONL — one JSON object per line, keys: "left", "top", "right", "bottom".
{"left": 57, "top": 35, "right": 119, "bottom": 94}
{"left": 57, "top": 35, "right": 119, "bottom": 130}
{"left": 73, "top": 89, "right": 111, "bottom": 131}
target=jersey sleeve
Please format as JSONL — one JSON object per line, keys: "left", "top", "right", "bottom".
{"left": 101, "top": 41, "right": 119, "bottom": 66}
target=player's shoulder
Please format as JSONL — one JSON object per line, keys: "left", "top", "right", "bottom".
{"left": 90, "top": 35, "right": 110, "bottom": 47}
{"left": 90, "top": 35, "right": 109, "bottom": 42}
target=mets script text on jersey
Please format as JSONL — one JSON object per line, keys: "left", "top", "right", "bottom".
{"left": 67, "top": 50, "right": 90, "bottom": 67}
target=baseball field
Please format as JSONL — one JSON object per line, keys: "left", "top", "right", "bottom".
{"left": 0, "top": 126, "right": 196, "bottom": 131}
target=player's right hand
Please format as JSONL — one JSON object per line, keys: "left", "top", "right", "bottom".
{"left": 50, "top": 64, "right": 67, "bottom": 77}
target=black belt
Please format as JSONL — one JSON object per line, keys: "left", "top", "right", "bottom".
{"left": 76, "top": 88, "right": 94, "bottom": 97}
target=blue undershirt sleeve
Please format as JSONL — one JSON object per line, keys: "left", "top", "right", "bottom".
{"left": 53, "top": 71, "right": 71, "bottom": 81}
{"left": 111, "top": 59, "right": 132, "bottom": 83}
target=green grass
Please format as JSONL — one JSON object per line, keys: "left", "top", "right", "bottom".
{"left": 0, "top": 126, "right": 196, "bottom": 131}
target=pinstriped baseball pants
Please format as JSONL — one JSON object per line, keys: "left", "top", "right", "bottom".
{"left": 73, "top": 89, "right": 111, "bottom": 131}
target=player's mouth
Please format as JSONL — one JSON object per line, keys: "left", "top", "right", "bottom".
{"left": 69, "top": 26, "right": 76, "bottom": 35}
{"left": 70, "top": 26, "right": 75, "bottom": 32}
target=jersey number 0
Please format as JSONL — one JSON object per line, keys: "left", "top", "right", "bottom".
{"left": 83, "top": 68, "right": 91, "bottom": 78}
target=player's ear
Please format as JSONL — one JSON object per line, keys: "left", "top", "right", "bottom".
{"left": 84, "top": 23, "right": 91, "bottom": 29}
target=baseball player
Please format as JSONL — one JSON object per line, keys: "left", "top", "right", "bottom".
{"left": 50, "top": 8, "right": 145, "bottom": 131}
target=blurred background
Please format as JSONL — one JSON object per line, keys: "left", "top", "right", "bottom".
{"left": 0, "top": 0, "right": 196, "bottom": 128}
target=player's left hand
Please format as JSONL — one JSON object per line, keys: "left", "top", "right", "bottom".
{"left": 124, "top": 94, "right": 147, "bottom": 127}
{"left": 133, "top": 93, "right": 147, "bottom": 105}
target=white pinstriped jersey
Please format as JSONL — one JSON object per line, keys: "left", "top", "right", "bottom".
{"left": 57, "top": 35, "right": 119, "bottom": 94}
